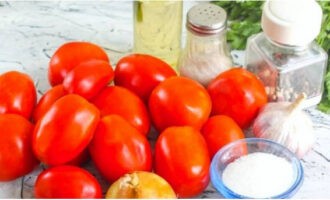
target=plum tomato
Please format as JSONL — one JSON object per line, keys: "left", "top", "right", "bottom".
{"left": 48, "top": 41, "right": 109, "bottom": 86}
{"left": 89, "top": 115, "right": 152, "bottom": 183}
{"left": 207, "top": 68, "right": 267, "bottom": 129}
{"left": 92, "top": 86, "right": 150, "bottom": 136}
{"left": 201, "top": 115, "right": 245, "bottom": 158}
{"left": 63, "top": 59, "right": 114, "bottom": 100}
{"left": 32, "top": 94, "right": 100, "bottom": 166}
{"left": 0, "top": 114, "right": 39, "bottom": 181}
{"left": 47, "top": 148, "right": 90, "bottom": 167}
{"left": 0, "top": 71, "right": 36, "bottom": 119}
{"left": 32, "top": 84, "right": 66, "bottom": 123}
{"left": 114, "top": 53, "right": 177, "bottom": 103}
{"left": 148, "top": 76, "right": 211, "bottom": 132}
{"left": 154, "top": 126, "right": 210, "bottom": 198}
{"left": 34, "top": 165, "right": 102, "bottom": 198}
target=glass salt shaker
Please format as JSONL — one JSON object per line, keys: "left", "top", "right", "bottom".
{"left": 178, "top": 3, "right": 233, "bottom": 86}
{"left": 245, "top": 0, "right": 328, "bottom": 107}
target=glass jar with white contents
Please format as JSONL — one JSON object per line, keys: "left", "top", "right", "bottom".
{"left": 245, "top": 0, "right": 328, "bottom": 107}
{"left": 210, "top": 138, "right": 304, "bottom": 199}
{"left": 178, "top": 3, "right": 233, "bottom": 87}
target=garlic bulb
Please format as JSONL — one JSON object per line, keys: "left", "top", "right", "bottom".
{"left": 252, "top": 94, "right": 314, "bottom": 158}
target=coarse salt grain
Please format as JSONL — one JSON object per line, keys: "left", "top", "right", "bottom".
{"left": 222, "top": 152, "right": 294, "bottom": 198}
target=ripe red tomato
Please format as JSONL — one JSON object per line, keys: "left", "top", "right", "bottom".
{"left": 32, "top": 94, "right": 100, "bottom": 166}
{"left": 63, "top": 149, "right": 90, "bottom": 166}
{"left": 114, "top": 53, "right": 177, "bottom": 103}
{"left": 63, "top": 59, "right": 114, "bottom": 100}
{"left": 149, "top": 76, "right": 211, "bottom": 132}
{"left": 0, "top": 114, "right": 39, "bottom": 181}
{"left": 0, "top": 71, "right": 36, "bottom": 119}
{"left": 34, "top": 165, "right": 102, "bottom": 198}
{"left": 201, "top": 115, "right": 245, "bottom": 158}
{"left": 46, "top": 148, "right": 90, "bottom": 167}
{"left": 155, "top": 126, "right": 210, "bottom": 198}
{"left": 207, "top": 68, "right": 267, "bottom": 129}
{"left": 92, "top": 86, "right": 150, "bottom": 136}
{"left": 32, "top": 84, "right": 66, "bottom": 122}
{"left": 89, "top": 115, "right": 152, "bottom": 182}
{"left": 48, "top": 41, "right": 109, "bottom": 86}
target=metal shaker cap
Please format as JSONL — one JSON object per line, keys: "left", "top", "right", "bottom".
{"left": 187, "top": 3, "right": 227, "bottom": 35}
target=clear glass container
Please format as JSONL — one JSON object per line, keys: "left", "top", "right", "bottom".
{"left": 245, "top": 33, "right": 328, "bottom": 107}
{"left": 178, "top": 3, "right": 232, "bottom": 86}
{"left": 210, "top": 138, "right": 303, "bottom": 199}
{"left": 133, "top": 0, "right": 182, "bottom": 71}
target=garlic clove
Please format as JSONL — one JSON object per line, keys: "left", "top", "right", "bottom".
{"left": 252, "top": 94, "right": 314, "bottom": 158}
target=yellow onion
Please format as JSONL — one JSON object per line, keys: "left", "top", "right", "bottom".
{"left": 106, "top": 171, "right": 177, "bottom": 198}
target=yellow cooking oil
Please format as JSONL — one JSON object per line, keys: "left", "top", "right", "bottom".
{"left": 133, "top": 0, "right": 183, "bottom": 71}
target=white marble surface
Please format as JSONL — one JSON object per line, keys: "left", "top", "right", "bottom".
{"left": 0, "top": 1, "right": 330, "bottom": 198}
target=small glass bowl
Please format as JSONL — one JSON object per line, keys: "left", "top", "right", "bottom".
{"left": 210, "top": 138, "right": 304, "bottom": 199}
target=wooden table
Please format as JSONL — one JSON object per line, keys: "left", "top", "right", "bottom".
{"left": 1, "top": 1, "right": 330, "bottom": 198}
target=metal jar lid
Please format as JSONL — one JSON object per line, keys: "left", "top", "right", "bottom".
{"left": 187, "top": 3, "right": 227, "bottom": 35}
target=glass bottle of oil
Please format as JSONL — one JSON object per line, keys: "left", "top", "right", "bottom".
{"left": 133, "top": 0, "right": 183, "bottom": 71}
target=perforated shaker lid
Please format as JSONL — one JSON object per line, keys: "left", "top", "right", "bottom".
{"left": 262, "top": 0, "right": 322, "bottom": 46}
{"left": 187, "top": 3, "right": 227, "bottom": 35}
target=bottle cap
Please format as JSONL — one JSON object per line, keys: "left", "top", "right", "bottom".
{"left": 262, "top": 0, "right": 322, "bottom": 46}
{"left": 187, "top": 3, "right": 227, "bottom": 35}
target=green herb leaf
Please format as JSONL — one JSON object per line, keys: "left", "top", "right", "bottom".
{"left": 212, "top": 0, "right": 263, "bottom": 50}
{"left": 317, "top": 1, "right": 330, "bottom": 112}
{"left": 317, "top": 99, "right": 330, "bottom": 113}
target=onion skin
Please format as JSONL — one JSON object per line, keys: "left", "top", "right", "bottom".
{"left": 105, "top": 171, "right": 177, "bottom": 199}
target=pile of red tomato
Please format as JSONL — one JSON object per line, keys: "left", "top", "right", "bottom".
{"left": 0, "top": 41, "right": 267, "bottom": 198}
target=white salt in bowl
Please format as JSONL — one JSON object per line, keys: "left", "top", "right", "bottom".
{"left": 210, "top": 138, "right": 303, "bottom": 199}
